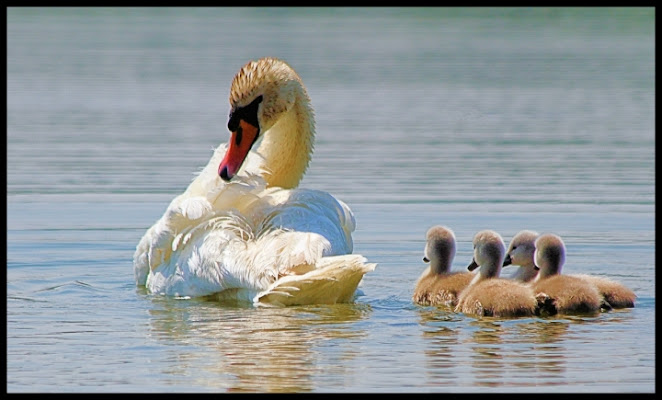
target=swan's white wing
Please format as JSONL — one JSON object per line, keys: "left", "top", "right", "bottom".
{"left": 134, "top": 145, "right": 364, "bottom": 300}
{"left": 256, "top": 187, "right": 355, "bottom": 255}
{"left": 133, "top": 144, "right": 266, "bottom": 288}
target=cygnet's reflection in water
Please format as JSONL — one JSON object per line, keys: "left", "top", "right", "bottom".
{"left": 146, "top": 295, "right": 372, "bottom": 392}
{"left": 469, "top": 317, "right": 576, "bottom": 388}
{"left": 513, "top": 319, "right": 570, "bottom": 381}
{"left": 467, "top": 319, "right": 508, "bottom": 388}
{"left": 417, "top": 307, "right": 576, "bottom": 390}
{"left": 416, "top": 308, "right": 464, "bottom": 387}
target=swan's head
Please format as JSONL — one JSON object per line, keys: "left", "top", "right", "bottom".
{"left": 218, "top": 57, "right": 304, "bottom": 181}
{"left": 533, "top": 233, "right": 566, "bottom": 277}
{"left": 503, "top": 230, "right": 539, "bottom": 267}
{"left": 467, "top": 230, "right": 506, "bottom": 278}
{"left": 423, "top": 225, "right": 456, "bottom": 273}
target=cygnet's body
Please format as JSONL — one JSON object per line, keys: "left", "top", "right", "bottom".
{"left": 566, "top": 274, "right": 636, "bottom": 309}
{"left": 504, "top": 230, "right": 635, "bottom": 309}
{"left": 531, "top": 234, "right": 603, "bottom": 315}
{"left": 454, "top": 230, "right": 538, "bottom": 317}
{"left": 413, "top": 226, "right": 474, "bottom": 307}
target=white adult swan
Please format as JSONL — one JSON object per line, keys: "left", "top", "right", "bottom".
{"left": 133, "top": 57, "right": 376, "bottom": 306}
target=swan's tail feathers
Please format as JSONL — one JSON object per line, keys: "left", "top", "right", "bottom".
{"left": 254, "top": 255, "right": 377, "bottom": 307}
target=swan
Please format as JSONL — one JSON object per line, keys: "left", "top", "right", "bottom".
{"left": 454, "top": 230, "right": 539, "bottom": 317}
{"left": 505, "top": 231, "right": 635, "bottom": 309}
{"left": 530, "top": 233, "right": 604, "bottom": 315}
{"left": 133, "top": 57, "right": 376, "bottom": 306}
{"left": 412, "top": 225, "right": 475, "bottom": 307}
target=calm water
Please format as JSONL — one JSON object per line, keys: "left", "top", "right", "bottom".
{"left": 7, "top": 8, "right": 655, "bottom": 393}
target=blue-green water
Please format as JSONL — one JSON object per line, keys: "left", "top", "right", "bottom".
{"left": 7, "top": 7, "right": 655, "bottom": 392}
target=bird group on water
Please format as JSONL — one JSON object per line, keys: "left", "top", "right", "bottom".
{"left": 413, "top": 226, "right": 635, "bottom": 317}
{"left": 133, "top": 56, "right": 636, "bottom": 315}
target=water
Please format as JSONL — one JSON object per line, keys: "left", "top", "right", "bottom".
{"left": 7, "top": 7, "right": 655, "bottom": 393}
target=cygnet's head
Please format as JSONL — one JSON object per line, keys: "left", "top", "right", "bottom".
{"left": 467, "top": 229, "right": 506, "bottom": 278}
{"left": 503, "top": 230, "right": 539, "bottom": 267}
{"left": 534, "top": 233, "right": 567, "bottom": 279}
{"left": 423, "top": 225, "right": 456, "bottom": 274}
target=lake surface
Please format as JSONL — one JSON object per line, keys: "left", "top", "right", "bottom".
{"left": 7, "top": 7, "right": 655, "bottom": 393}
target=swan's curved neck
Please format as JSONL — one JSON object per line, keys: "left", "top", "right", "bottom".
{"left": 257, "top": 93, "right": 315, "bottom": 189}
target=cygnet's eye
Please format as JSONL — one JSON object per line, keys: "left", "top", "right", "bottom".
{"left": 512, "top": 246, "right": 517, "bottom": 250}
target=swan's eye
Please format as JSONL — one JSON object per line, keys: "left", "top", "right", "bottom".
{"left": 512, "top": 246, "right": 517, "bottom": 250}
{"left": 227, "top": 95, "right": 264, "bottom": 132}
{"left": 228, "top": 113, "right": 239, "bottom": 132}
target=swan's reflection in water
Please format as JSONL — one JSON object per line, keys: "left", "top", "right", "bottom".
{"left": 147, "top": 296, "right": 372, "bottom": 392}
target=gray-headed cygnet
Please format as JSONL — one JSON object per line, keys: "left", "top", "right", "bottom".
{"left": 530, "top": 233, "right": 605, "bottom": 315}
{"left": 454, "top": 230, "right": 543, "bottom": 318}
{"left": 413, "top": 225, "right": 475, "bottom": 307}
{"left": 504, "top": 230, "right": 635, "bottom": 310}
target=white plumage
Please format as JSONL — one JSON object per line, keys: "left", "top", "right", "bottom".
{"left": 133, "top": 57, "right": 375, "bottom": 306}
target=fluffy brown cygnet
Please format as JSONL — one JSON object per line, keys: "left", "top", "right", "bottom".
{"left": 412, "top": 225, "right": 475, "bottom": 307}
{"left": 567, "top": 274, "right": 636, "bottom": 309}
{"left": 531, "top": 233, "right": 604, "bottom": 315}
{"left": 505, "top": 230, "right": 635, "bottom": 309}
{"left": 454, "top": 230, "right": 538, "bottom": 317}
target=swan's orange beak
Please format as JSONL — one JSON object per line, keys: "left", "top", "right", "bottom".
{"left": 218, "top": 119, "right": 260, "bottom": 181}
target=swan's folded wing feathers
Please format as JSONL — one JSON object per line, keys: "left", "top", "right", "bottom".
{"left": 178, "top": 196, "right": 213, "bottom": 221}
{"left": 255, "top": 255, "right": 376, "bottom": 306}
{"left": 250, "top": 230, "right": 331, "bottom": 277}
{"left": 258, "top": 189, "right": 354, "bottom": 256}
